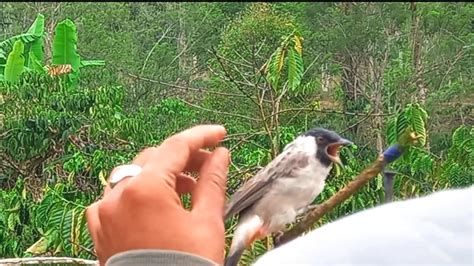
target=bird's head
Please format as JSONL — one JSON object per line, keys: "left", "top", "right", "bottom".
{"left": 303, "top": 128, "right": 353, "bottom": 167}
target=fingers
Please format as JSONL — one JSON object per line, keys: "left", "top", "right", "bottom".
{"left": 143, "top": 125, "right": 226, "bottom": 177}
{"left": 85, "top": 201, "right": 101, "bottom": 246}
{"left": 102, "top": 125, "right": 227, "bottom": 204}
{"left": 176, "top": 173, "right": 197, "bottom": 194}
{"left": 191, "top": 147, "right": 229, "bottom": 216}
{"left": 104, "top": 147, "right": 211, "bottom": 194}
{"left": 132, "top": 147, "right": 213, "bottom": 171}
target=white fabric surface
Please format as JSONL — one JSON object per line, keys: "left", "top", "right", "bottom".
{"left": 254, "top": 186, "right": 474, "bottom": 266}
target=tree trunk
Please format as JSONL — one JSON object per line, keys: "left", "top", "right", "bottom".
{"left": 411, "top": 2, "right": 427, "bottom": 105}
{"left": 369, "top": 55, "right": 384, "bottom": 154}
{"left": 177, "top": 3, "right": 188, "bottom": 73}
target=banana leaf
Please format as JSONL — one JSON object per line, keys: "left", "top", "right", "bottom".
{"left": 52, "top": 19, "right": 81, "bottom": 86}
{"left": 4, "top": 40, "right": 25, "bottom": 83}
{"left": 0, "top": 13, "right": 45, "bottom": 66}
{"left": 26, "top": 13, "right": 45, "bottom": 67}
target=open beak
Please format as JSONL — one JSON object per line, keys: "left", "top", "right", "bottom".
{"left": 326, "top": 138, "right": 353, "bottom": 166}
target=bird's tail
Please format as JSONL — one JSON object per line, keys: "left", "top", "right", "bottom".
{"left": 225, "top": 215, "right": 263, "bottom": 266}
{"left": 224, "top": 242, "right": 246, "bottom": 266}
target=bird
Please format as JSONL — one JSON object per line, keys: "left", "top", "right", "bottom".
{"left": 224, "top": 128, "right": 352, "bottom": 266}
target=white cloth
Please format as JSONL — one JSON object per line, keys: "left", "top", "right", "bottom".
{"left": 255, "top": 186, "right": 474, "bottom": 266}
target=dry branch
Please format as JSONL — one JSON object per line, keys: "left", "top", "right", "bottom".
{"left": 128, "top": 73, "right": 258, "bottom": 100}
{"left": 177, "top": 98, "right": 258, "bottom": 122}
{"left": 265, "top": 107, "right": 393, "bottom": 120}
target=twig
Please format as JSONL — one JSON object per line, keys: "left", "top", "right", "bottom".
{"left": 228, "top": 131, "right": 269, "bottom": 152}
{"left": 66, "top": 239, "right": 96, "bottom": 258}
{"left": 207, "top": 64, "right": 255, "bottom": 87}
{"left": 224, "top": 131, "right": 266, "bottom": 140}
{"left": 233, "top": 49, "right": 254, "bottom": 66}
{"left": 140, "top": 24, "right": 174, "bottom": 75}
{"left": 127, "top": 73, "right": 263, "bottom": 100}
{"left": 257, "top": 88, "right": 276, "bottom": 157}
{"left": 301, "top": 53, "right": 322, "bottom": 78}
{"left": 215, "top": 50, "right": 253, "bottom": 69}
{"left": 0, "top": 153, "right": 29, "bottom": 177}
{"left": 341, "top": 109, "right": 375, "bottom": 134}
{"left": 210, "top": 48, "right": 259, "bottom": 105}
{"left": 177, "top": 98, "right": 258, "bottom": 121}
{"left": 264, "top": 107, "right": 393, "bottom": 120}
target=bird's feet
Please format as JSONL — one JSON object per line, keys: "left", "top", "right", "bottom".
{"left": 296, "top": 204, "right": 319, "bottom": 216}
{"left": 272, "top": 230, "right": 285, "bottom": 245}
{"left": 274, "top": 230, "right": 284, "bottom": 239}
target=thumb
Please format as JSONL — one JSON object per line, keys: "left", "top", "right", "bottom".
{"left": 192, "top": 147, "right": 229, "bottom": 217}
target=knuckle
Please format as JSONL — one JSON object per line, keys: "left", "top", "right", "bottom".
{"left": 120, "top": 182, "right": 143, "bottom": 204}
{"left": 97, "top": 200, "right": 114, "bottom": 222}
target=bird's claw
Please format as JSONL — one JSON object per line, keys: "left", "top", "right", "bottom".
{"left": 296, "top": 204, "right": 319, "bottom": 217}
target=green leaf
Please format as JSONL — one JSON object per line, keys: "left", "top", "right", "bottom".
{"left": 386, "top": 117, "right": 398, "bottom": 145}
{"left": 52, "top": 19, "right": 81, "bottom": 86}
{"left": 396, "top": 108, "right": 409, "bottom": 139}
{"left": 287, "top": 47, "right": 304, "bottom": 91}
{"left": 266, "top": 46, "right": 284, "bottom": 90}
{"left": 0, "top": 13, "right": 45, "bottom": 68}
{"left": 293, "top": 34, "right": 303, "bottom": 56}
{"left": 0, "top": 34, "right": 37, "bottom": 64}
{"left": 7, "top": 213, "right": 18, "bottom": 231}
{"left": 80, "top": 60, "right": 105, "bottom": 67}
{"left": 26, "top": 13, "right": 45, "bottom": 65}
{"left": 26, "top": 237, "right": 48, "bottom": 254}
{"left": 412, "top": 106, "right": 427, "bottom": 146}
{"left": 28, "top": 52, "right": 46, "bottom": 74}
{"left": 4, "top": 40, "right": 25, "bottom": 83}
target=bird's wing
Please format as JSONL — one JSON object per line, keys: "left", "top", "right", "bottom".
{"left": 224, "top": 149, "right": 310, "bottom": 220}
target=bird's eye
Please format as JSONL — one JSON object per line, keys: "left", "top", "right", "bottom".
{"left": 317, "top": 137, "right": 325, "bottom": 143}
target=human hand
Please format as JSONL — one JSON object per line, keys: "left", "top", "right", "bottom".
{"left": 86, "top": 125, "right": 229, "bottom": 265}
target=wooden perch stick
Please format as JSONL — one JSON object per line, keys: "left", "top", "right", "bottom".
{"left": 273, "top": 155, "right": 387, "bottom": 247}
{"left": 274, "top": 130, "right": 420, "bottom": 247}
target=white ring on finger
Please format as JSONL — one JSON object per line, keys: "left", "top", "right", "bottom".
{"left": 109, "top": 164, "right": 142, "bottom": 188}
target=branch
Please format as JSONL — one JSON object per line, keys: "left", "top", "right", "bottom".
{"left": 140, "top": 24, "right": 174, "bottom": 75}
{"left": 274, "top": 130, "right": 421, "bottom": 247}
{"left": 177, "top": 98, "right": 258, "bottom": 122}
{"left": 207, "top": 64, "right": 255, "bottom": 87}
{"left": 223, "top": 131, "right": 266, "bottom": 142}
{"left": 264, "top": 107, "right": 393, "bottom": 120}
{"left": 228, "top": 131, "right": 269, "bottom": 152}
{"left": 0, "top": 153, "right": 29, "bottom": 177}
{"left": 210, "top": 48, "right": 259, "bottom": 105}
{"left": 274, "top": 155, "right": 386, "bottom": 246}
{"left": 215, "top": 50, "right": 253, "bottom": 69}
{"left": 341, "top": 109, "right": 375, "bottom": 134}
{"left": 127, "top": 73, "right": 262, "bottom": 100}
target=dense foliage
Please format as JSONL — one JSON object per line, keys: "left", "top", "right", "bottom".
{"left": 0, "top": 3, "right": 472, "bottom": 264}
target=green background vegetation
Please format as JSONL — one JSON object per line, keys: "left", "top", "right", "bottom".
{"left": 0, "top": 3, "right": 472, "bottom": 265}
